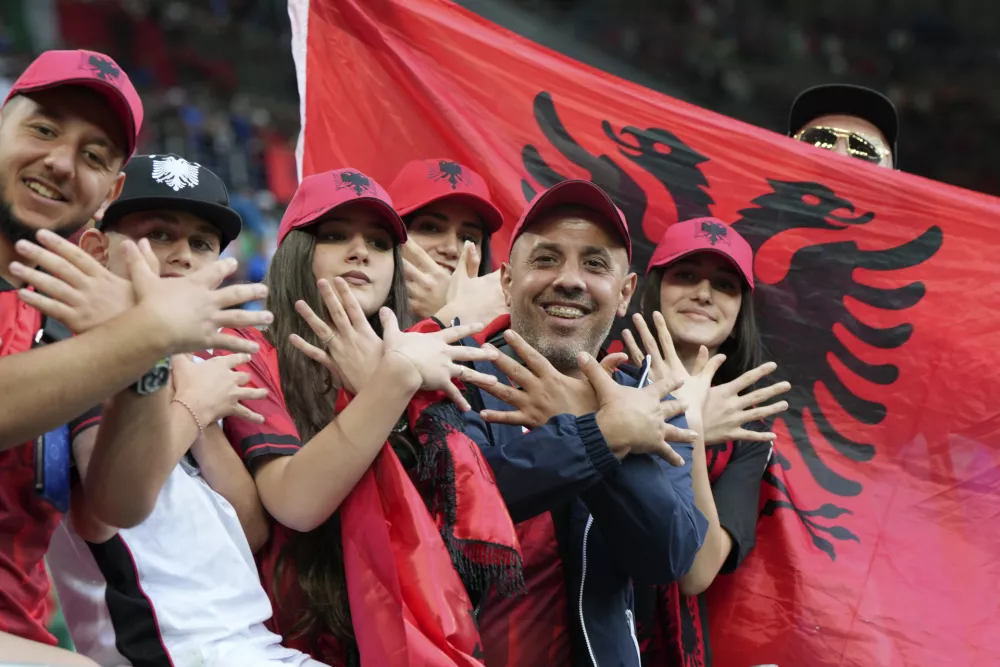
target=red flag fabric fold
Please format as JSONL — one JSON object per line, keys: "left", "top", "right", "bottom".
{"left": 336, "top": 380, "right": 522, "bottom": 666}
{"left": 292, "top": 2, "right": 1000, "bottom": 665}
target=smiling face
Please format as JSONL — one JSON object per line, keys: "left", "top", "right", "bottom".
{"left": 0, "top": 88, "right": 126, "bottom": 242}
{"left": 309, "top": 202, "right": 396, "bottom": 317}
{"left": 657, "top": 252, "right": 743, "bottom": 355}
{"left": 81, "top": 209, "right": 222, "bottom": 279}
{"left": 405, "top": 199, "right": 486, "bottom": 273}
{"left": 503, "top": 207, "right": 635, "bottom": 374}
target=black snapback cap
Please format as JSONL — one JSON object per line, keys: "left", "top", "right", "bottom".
{"left": 788, "top": 84, "right": 899, "bottom": 167}
{"left": 99, "top": 154, "right": 243, "bottom": 249}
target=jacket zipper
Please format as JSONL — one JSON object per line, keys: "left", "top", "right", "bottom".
{"left": 625, "top": 608, "right": 642, "bottom": 663}
{"left": 579, "top": 515, "right": 598, "bottom": 666}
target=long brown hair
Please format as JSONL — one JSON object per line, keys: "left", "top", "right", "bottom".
{"left": 263, "top": 228, "right": 412, "bottom": 658}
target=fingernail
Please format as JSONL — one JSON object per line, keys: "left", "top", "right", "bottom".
{"left": 13, "top": 240, "right": 34, "bottom": 252}
{"left": 261, "top": 312, "right": 274, "bottom": 323}
{"left": 685, "top": 430, "right": 699, "bottom": 438}
{"left": 256, "top": 285, "right": 268, "bottom": 297}
{"left": 36, "top": 229, "right": 55, "bottom": 240}
{"left": 249, "top": 343, "right": 259, "bottom": 353}
{"left": 578, "top": 352, "right": 592, "bottom": 362}
{"left": 8, "top": 261, "right": 24, "bottom": 273}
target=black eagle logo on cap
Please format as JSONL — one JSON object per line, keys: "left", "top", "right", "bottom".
{"left": 696, "top": 220, "right": 729, "bottom": 246}
{"left": 87, "top": 55, "right": 120, "bottom": 82}
{"left": 337, "top": 171, "right": 373, "bottom": 196}
{"left": 431, "top": 160, "right": 468, "bottom": 190}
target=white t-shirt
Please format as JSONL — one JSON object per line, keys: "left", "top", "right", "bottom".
{"left": 46, "top": 360, "right": 327, "bottom": 667}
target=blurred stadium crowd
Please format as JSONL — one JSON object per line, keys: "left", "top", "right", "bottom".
{"left": 0, "top": 0, "right": 299, "bottom": 310}
{"left": 507, "top": 0, "right": 1000, "bottom": 196}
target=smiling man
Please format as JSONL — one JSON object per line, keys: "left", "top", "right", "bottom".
{"left": 456, "top": 180, "right": 707, "bottom": 667}
{"left": 0, "top": 48, "right": 140, "bottom": 667}
{"left": 0, "top": 51, "right": 270, "bottom": 666}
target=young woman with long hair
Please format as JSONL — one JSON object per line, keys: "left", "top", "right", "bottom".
{"left": 621, "top": 217, "right": 791, "bottom": 667}
{"left": 388, "top": 158, "right": 507, "bottom": 324}
{"left": 221, "top": 169, "right": 523, "bottom": 667}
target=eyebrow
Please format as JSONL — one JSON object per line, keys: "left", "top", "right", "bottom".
{"left": 530, "top": 242, "right": 613, "bottom": 259}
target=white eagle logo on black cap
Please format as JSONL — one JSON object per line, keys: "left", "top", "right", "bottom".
{"left": 151, "top": 155, "right": 200, "bottom": 191}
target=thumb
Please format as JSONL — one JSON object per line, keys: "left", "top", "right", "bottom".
{"left": 138, "top": 238, "right": 160, "bottom": 275}
{"left": 599, "top": 352, "right": 629, "bottom": 376}
{"left": 701, "top": 352, "right": 727, "bottom": 381}
{"left": 457, "top": 241, "right": 480, "bottom": 278}
{"left": 692, "top": 345, "right": 710, "bottom": 375}
{"left": 170, "top": 353, "right": 194, "bottom": 378}
{"left": 379, "top": 307, "right": 401, "bottom": 338}
{"left": 578, "top": 351, "right": 616, "bottom": 398}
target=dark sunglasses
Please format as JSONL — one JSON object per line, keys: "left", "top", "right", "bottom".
{"left": 794, "top": 126, "right": 890, "bottom": 164}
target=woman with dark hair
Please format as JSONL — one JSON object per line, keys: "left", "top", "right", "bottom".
{"left": 621, "top": 217, "right": 791, "bottom": 667}
{"left": 388, "top": 159, "right": 507, "bottom": 323}
{"left": 221, "top": 169, "right": 523, "bottom": 667}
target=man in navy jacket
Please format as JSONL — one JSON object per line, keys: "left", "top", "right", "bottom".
{"left": 459, "top": 180, "right": 709, "bottom": 667}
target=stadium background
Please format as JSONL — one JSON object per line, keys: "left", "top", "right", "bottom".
{"left": 0, "top": 0, "right": 992, "bottom": 649}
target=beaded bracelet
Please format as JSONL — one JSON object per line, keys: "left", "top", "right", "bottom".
{"left": 171, "top": 398, "right": 204, "bottom": 437}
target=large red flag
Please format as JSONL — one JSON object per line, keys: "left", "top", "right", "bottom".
{"left": 290, "top": 1, "right": 1000, "bottom": 665}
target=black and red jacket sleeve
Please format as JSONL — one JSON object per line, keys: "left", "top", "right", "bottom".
{"left": 712, "top": 420, "right": 772, "bottom": 573}
{"left": 219, "top": 328, "right": 302, "bottom": 471}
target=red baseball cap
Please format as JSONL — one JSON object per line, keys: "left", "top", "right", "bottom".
{"left": 509, "top": 180, "right": 631, "bottom": 261}
{"left": 277, "top": 168, "right": 405, "bottom": 246}
{"left": 647, "top": 217, "right": 755, "bottom": 290}
{"left": 5, "top": 49, "right": 143, "bottom": 159}
{"left": 389, "top": 159, "right": 504, "bottom": 233}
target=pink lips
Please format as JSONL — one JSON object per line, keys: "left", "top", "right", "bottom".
{"left": 340, "top": 270, "right": 371, "bottom": 285}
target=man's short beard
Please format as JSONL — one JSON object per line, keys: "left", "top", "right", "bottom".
{"left": 510, "top": 310, "right": 615, "bottom": 375}
{"left": 0, "top": 199, "right": 84, "bottom": 245}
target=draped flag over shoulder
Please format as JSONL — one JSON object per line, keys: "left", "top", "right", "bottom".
{"left": 289, "top": 1, "right": 1000, "bottom": 665}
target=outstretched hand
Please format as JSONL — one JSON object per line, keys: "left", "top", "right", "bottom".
{"left": 703, "top": 361, "right": 790, "bottom": 445}
{"left": 580, "top": 352, "right": 696, "bottom": 466}
{"left": 172, "top": 353, "right": 269, "bottom": 426}
{"left": 622, "top": 311, "right": 724, "bottom": 416}
{"left": 124, "top": 239, "right": 273, "bottom": 355}
{"left": 378, "top": 308, "right": 499, "bottom": 412}
{"left": 288, "top": 277, "right": 383, "bottom": 394}
{"left": 435, "top": 241, "right": 508, "bottom": 326}
{"left": 464, "top": 328, "right": 627, "bottom": 429}
{"left": 402, "top": 239, "right": 453, "bottom": 320}
{"left": 11, "top": 229, "right": 154, "bottom": 333}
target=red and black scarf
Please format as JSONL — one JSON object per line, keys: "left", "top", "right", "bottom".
{"left": 336, "top": 339, "right": 523, "bottom": 666}
{"left": 636, "top": 444, "right": 734, "bottom": 667}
